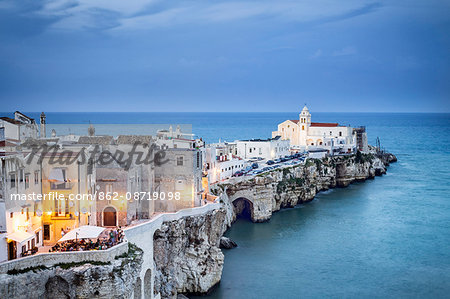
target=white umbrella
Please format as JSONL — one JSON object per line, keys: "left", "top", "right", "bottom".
{"left": 58, "top": 225, "right": 106, "bottom": 243}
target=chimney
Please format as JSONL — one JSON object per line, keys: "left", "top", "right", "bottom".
{"left": 40, "top": 112, "right": 46, "bottom": 138}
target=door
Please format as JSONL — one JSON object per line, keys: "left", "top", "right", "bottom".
{"left": 8, "top": 241, "right": 16, "bottom": 260}
{"left": 103, "top": 207, "right": 117, "bottom": 227}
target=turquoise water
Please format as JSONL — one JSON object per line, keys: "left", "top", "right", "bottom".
{"left": 8, "top": 112, "right": 450, "bottom": 298}
{"left": 206, "top": 113, "right": 450, "bottom": 298}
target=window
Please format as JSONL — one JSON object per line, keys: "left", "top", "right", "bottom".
{"left": 87, "top": 158, "right": 94, "bottom": 175}
{"left": 259, "top": 148, "right": 262, "bottom": 154}
{"left": 330, "top": 131, "right": 332, "bottom": 136}
{"left": 36, "top": 232, "right": 40, "bottom": 244}
{"left": 302, "top": 125, "right": 305, "bottom": 130}
{"left": 339, "top": 131, "right": 342, "bottom": 137}
{"left": 25, "top": 174, "right": 30, "bottom": 189}
{"left": 197, "top": 152, "right": 200, "bottom": 168}
{"left": 10, "top": 173, "right": 16, "bottom": 188}
{"left": 249, "top": 148, "right": 252, "bottom": 153}
{"left": 55, "top": 197, "right": 68, "bottom": 216}
{"left": 105, "top": 183, "right": 113, "bottom": 194}
{"left": 19, "top": 169, "right": 24, "bottom": 183}
{"left": 175, "top": 179, "right": 184, "bottom": 191}
{"left": 0, "top": 127, "right": 4, "bottom": 141}
{"left": 34, "top": 171, "right": 39, "bottom": 185}
{"left": 177, "top": 156, "right": 184, "bottom": 166}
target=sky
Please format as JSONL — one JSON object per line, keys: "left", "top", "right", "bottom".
{"left": 0, "top": 0, "right": 449, "bottom": 112}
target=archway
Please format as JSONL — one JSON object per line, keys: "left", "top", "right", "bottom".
{"left": 103, "top": 206, "right": 117, "bottom": 227}
{"left": 232, "top": 197, "right": 254, "bottom": 221}
{"left": 144, "top": 269, "right": 152, "bottom": 299}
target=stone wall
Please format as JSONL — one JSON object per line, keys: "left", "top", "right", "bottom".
{"left": 0, "top": 242, "right": 128, "bottom": 274}
{"left": 0, "top": 243, "right": 143, "bottom": 299}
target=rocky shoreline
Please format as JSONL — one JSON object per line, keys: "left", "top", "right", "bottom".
{"left": 176, "top": 150, "right": 397, "bottom": 297}
{"left": 0, "top": 151, "right": 396, "bottom": 298}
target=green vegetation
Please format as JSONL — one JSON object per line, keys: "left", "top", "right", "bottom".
{"left": 7, "top": 265, "right": 48, "bottom": 275}
{"left": 355, "top": 150, "right": 375, "bottom": 164}
{"left": 276, "top": 176, "right": 305, "bottom": 193}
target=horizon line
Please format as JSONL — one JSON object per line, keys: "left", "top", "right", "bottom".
{"left": 2, "top": 111, "right": 450, "bottom": 114}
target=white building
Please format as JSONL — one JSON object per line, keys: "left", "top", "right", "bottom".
{"left": 272, "top": 105, "right": 361, "bottom": 154}
{"left": 0, "top": 111, "right": 38, "bottom": 144}
{"left": 236, "top": 136, "right": 290, "bottom": 161}
{"left": 205, "top": 145, "right": 247, "bottom": 183}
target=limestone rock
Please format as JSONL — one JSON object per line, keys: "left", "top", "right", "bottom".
{"left": 153, "top": 208, "right": 227, "bottom": 298}
{"left": 219, "top": 237, "right": 237, "bottom": 249}
{"left": 220, "top": 152, "right": 394, "bottom": 223}
{"left": 0, "top": 244, "right": 143, "bottom": 299}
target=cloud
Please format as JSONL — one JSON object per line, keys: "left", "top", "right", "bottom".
{"left": 332, "top": 46, "right": 358, "bottom": 56}
{"left": 0, "top": 0, "right": 384, "bottom": 33}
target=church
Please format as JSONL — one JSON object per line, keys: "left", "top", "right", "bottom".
{"left": 272, "top": 106, "right": 366, "bottom": 153}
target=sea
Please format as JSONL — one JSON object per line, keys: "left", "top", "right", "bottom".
{"left": 11, "top": 112, "right": 450, "bottom": 298}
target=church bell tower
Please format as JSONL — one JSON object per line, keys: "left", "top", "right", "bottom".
{"left": 298, "top": 105, "right": 311, "bottom": 147}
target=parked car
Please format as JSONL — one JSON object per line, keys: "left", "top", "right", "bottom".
{"left": 233, "top": 171, "right": 244, "bottom": 177}
{"left": 274, "top": 158, "right": 282, "bottom": 163}
{"left": 243, "top": 166, "right": 253, "bottom": 173}
{"left": 267, "top": 160, "right": 275, "bottom": 165}
{"left": 251, "top": 162, "right": 259, "bottom": 169}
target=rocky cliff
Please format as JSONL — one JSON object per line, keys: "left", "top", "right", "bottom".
{"left": 153, "top": 208, "right": 227, "bottom": 298}
{"left": 0, "top": 244, "right": 143, "bottom": 299}
{"left": 217, "top": 151, "right": 396, "bottom": 223}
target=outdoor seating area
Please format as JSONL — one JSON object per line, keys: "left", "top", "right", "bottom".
{"left": 20, "top": 247, "right": 38, "bottom": 258}
{"left": 49, "top": 227, "right": 125, "bottom": 253}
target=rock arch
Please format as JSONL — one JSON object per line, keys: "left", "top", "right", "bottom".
{"left": 232, "top": 197, "right": 254, "bottom": 221}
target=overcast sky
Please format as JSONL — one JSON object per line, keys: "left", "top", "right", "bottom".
{"left": 0, "top": 0, "right": 449, "bottom": 112}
